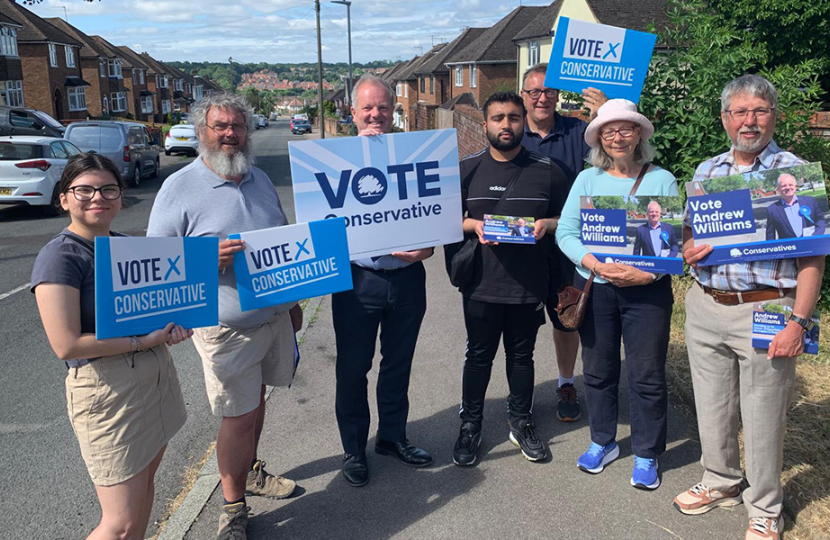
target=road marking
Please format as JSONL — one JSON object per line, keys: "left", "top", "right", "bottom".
{"left": 0, "top": 282, "right": 30, "bottom": 302}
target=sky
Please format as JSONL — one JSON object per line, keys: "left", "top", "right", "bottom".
{"left": 23, "top": 0, "right": 554, "bottom": 65}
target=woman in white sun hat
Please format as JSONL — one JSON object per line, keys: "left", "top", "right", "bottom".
{"left": 555, "top": 98, "right": 679, "bottom": 491}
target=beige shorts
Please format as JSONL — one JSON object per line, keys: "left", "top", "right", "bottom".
{"left": 65, "top": 346, "right": 187, "bottom": 486}
{"left": 193, "top": 310, "right": 296, "bottom": 417}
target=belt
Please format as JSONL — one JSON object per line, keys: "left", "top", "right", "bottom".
{"left": 697, "top": 282, "right": 790, "bottom": 305}
{"left": 66, "top": 357, "right": 99, "bottom": 369}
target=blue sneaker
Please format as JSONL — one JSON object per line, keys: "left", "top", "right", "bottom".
{"left": 577, "top": 441, "right": 619, "bottom": 474}
{"left": 631, "top": 456, "right": 660, "bottom": 490}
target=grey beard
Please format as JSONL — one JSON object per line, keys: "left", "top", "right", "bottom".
{"left": 200, "top": 143, "right": 255, "bottom": 178}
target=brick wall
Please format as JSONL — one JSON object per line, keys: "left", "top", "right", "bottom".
{"left": 81, "top": 57, "right": 106, "bottom": 117}
{"left": 454, "top": 104, "right": 486, "bottom": 159}
{"left": 479, "top": 63, "right": 517, "bottom": 101}
{"left": 123, "top": 69, "right": 150, "bottom": 121}
{"left": 394, "top": 79, "right": 419, "bottom": 131}
{"left": 19, "top": 43, "right": 86, "bottom": 121}
{"left": 417, "top": 74, "right": 443, "bottom": 106}
{"left": 413, "top": 102, "right": 438, "bottom": 131}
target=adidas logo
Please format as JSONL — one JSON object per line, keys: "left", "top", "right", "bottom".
{"left": 489, "top": 186, "right": 506, "bottom": 191}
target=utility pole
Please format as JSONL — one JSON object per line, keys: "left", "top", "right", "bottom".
{"left": 332, "top": 1, "right": 352, "bottom": 107}
{"left": 315, "top": 0, "right": 325, "bottom": 139}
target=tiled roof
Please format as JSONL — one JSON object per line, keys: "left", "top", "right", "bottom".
{"left": 512, "top": 1, "right": 562, "bottom": 42}
{"left": 0, "top": 0, "right": 81, "bottom": 46}
{"left": 440, "top": 92, "right": 478, "bottom": 110}
{"left": 89, "top": 36, "right": 127, "bottom": 64}
{"left": 44, "top": 18, "right": 108, "bottom": 59}
{"left": 0, "top": 12, "right": 22, "bottom": 27}
{"left": 394, "top": 45, "right": 449, "bottom": 81}
{"left": 379, "top": 62, "right": 405, "bottom": 82}
{"left": 116, "top": 46, "right": 154, "bottom": 73}
{"left": 415, "top": 28, "right": 487, "bottom": 75}
{"left": 140, "top": 52, "right": 177, "bottom": 77}
{"left": 446, "top": 6, "right": 545, "bottom": 64}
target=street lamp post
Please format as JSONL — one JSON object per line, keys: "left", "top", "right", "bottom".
{"left": 331, "top": 0, "right": 352, "bottom": 107}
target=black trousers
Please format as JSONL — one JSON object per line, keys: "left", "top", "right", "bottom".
{"left": 332, "top": 263, "right": 427, "bottom": 456}
{"left": 460, "top": 297, "right": 545, "bottom": 427}
{"left": 574, "top": 272, "right": 673, "bottom": 459}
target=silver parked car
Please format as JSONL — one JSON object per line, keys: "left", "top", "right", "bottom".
{"left": 0, "top": 136, "right": 83, "bottom": 215}
{"left": 63, "top": 121, "right": 160, "bottom": 187}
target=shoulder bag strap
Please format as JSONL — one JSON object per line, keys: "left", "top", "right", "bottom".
{"left": 628, "top": 162, "right": 651, "bottom": 197}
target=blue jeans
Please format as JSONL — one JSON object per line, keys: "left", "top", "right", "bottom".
{"left": 574, "top": 272, "right": 673, "bottom": 459}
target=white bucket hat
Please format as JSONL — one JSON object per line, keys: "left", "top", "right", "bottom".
{"left": 584, "top": 99, "right": 654, "bottom": 148}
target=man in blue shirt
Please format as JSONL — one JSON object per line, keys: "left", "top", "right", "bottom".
{"left": 765, "top": 173, "right": 826, "bottom": 240}
{"left": 519, "top": 63, "right": 606, "bottom": 423}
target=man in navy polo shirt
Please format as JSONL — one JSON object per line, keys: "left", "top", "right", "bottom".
{"left": 519, "top": 63, "right": 607, "bottom": 423}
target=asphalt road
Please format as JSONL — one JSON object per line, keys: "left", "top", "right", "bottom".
{"left": 0, "top": 119, "right": 299, "bottom": 539}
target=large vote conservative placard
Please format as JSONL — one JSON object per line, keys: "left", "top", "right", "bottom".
{"left": 686, "top": 162, "right": 830, "bottom": 265}
{"left": 95, "top": 237, "right": 219, "bottom": 339}
{"left": 544, "top": 17, "right": 657, "bottom": 103}
{"left": 580, "top": 195, "right": 684, "bottom": 274}
{"left": 230, "top": 218, "right": 353, "bottom": 311}
{"left": 289, "top": 129, "right": 463, "bottom": 260}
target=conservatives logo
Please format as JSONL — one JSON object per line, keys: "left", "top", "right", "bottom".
{"left": 352, "top": 170, "right": 387, "bottom": 205}
{"left": 730, "top": 248, "right": 743, "bottom": 258}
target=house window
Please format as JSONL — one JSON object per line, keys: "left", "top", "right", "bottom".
{"left": 108, "top": 59, "right": 122, "bottom": 78}
{"left": 102, "top": 96, "right": 108, "bottom": 114}
{"left": 65, "top": 46, "right": 76, "bottom": 68}
{"left": 132, "top": 70, "right": 136, "bottom": 84}
{"left": 420, "top": 76, "right": 425, "bottom": 93}
{"left": 529, "top": 40, "right": 540, "bottom": 66}
{"left": 161, "top": 99, "right": 171, "bottom": 114}
{"left": 99, "top": 60, "right": 106, "bottom": 78}
{"left": 159, "top": 75, "right": 169, "bottom": 89}
{"left": 0, "top": 80, "right": 24, "bottom": 107}
{"left": 111, "top": 92, "right": 127, "bottom": 112}
{"left": 139, "top": 70, "right": 145, "bottom": 84}
{"left": 186, "top": 83, "right": 191, "bottom": 94}
{"left": 470, "top": 65, "right": 477, "bottom": 88}
{"left": 194, "top": 85, "right": 204, "bottom": 101}
{"left": 48, "top": 43, "right": 58, "bottom": 67}
{"left": 174, "top": 79, "right": 183, "bottom": 91}
{"left": 404, "top": 84, "right": 408, "bottom": 98}
{"left": 429, "top": 75, "right": 434, "bottom": 94}
{"left": 140, "top": 95, "right": 153, "bottom": 114}
{"left": 396, "top": 82, "right": 402, "bottom": 97}
{"left": 455, "top": 66, "right": 462, "bottom": 87}
{"left": 0, "top": 27, "right": 19, "bottom": 57}
{"left": 68, "top": 87, "right": 86, "bottom": 111}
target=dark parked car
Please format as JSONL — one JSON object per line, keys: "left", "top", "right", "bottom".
{"left": 292, "top": 121, "right": 312, "bottom": 135}
{"left": 0, "top": 106, "right": 65, "bottom": 138}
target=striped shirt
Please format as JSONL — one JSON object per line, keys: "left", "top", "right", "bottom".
{"left": 689, "top": 141, "right": 805, "bottom": 291}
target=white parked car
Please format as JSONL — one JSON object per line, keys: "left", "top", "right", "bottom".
{"left": 255, "top": 114, "right": 267, "bottom": 128}
{"left": 0, "top": 136, "right": 83, "bottom": 216}
{"left": 165, "top": 124, "right": 199, "bottom": 156}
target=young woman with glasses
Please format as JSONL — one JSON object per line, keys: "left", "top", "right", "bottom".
{"left": 31, "top": 153, "right": 191, "bottom": 540}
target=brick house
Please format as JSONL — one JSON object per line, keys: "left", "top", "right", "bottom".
{"left": 115, "top": 45, "right": 155, "bottom": 121}
{"left": 91, "top": 36, "right": 149, "bottom": 122}
{"left": 512, "top": 0, "right": 668, "bottom": 91}
{"left": 413, "top": 28, "right": 486, "bottom": 107}
{"left": 390, "top": 56, "right": 419, "bottom": 131}
{"left": 444, "top": 5, "right": 545, "bottom": 106}
{"left": 0, "top": 12, "right": 24, "bottom": 107}
{"left": 0, "top": 0, "right": 88, "bottom": 121}
{"left": 45, "top": 18, "right": 127, "bottom": 119}
{"left": 140, "top": 52, "right": 174, "bottom": 123}
{"left": 165, "top": 63, "right": 195, "bottom": 113}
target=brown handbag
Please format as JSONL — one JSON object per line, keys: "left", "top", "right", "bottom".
{"left": 554, "top": 162, "right": 650, "bottom": 330}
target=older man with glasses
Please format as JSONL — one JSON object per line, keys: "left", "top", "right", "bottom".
{"left": 676, "top": 74, "right": 825, "bottom": 540}
{"left": 148, "top": 93, "right": 302, "bottom": 540}
{"left": 519, "top": 63, "right": 607, "bottom": 424}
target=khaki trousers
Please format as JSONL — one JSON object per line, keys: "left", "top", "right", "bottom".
{"left": 684, "top": 283, "right": 796, "bottom": 518}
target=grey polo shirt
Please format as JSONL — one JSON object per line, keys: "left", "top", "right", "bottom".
{"left": 147, "top": 157, "right": 291, "bottom": 328}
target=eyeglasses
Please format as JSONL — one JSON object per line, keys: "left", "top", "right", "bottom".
{"left": 522, "top": 88, "right": 558, "bottom": 100}
{"left": 723, "top": 107, "right": 775, "bottom": 121}
{"left": 205, "top": 123, "right": 247, "bottom": 134}
{"left": 599, "top": 126, "right": 639, "bottom": 141}
{"left": 67, "top": 184, "right": 122, "bottom": 201}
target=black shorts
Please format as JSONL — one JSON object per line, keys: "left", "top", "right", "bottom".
{"left": 545, "top": 246, "right": 578, "bottom": 333}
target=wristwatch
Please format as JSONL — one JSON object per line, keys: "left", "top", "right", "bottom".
{"left": 788, "top": 314, "right": 814, "bottom": 332}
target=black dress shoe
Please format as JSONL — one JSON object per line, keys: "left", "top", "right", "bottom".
{"left": 374, "top": 438, "right": 433, "bottom": 467}
{"left": 342, "top": 453, "right": 369, "bottom": 487}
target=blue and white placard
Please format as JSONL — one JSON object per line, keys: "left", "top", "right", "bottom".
{"left": 544, "top": 17, "right": 657, "bottom": 103}
{"left": 95, "top": 237, "right": 219, "bottom": 339}
{"left": 230, "top": 218, "right": 353, "bottom": 311}
{"left": 289, "top": 129, "right": 463, "bottom": 260}
{"left": 751, "top": 304, "right": 819, "bottom": 355}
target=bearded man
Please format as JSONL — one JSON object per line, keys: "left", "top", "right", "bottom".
{"left": 148, "top": 93, "right": 302, "bottom": 540}
{"left": 451, "top": 92, "right": 568, "bottom": 467}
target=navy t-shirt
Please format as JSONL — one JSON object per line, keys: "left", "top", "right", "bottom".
{"left": 30, "top": 228, "right": 123, "bottom": 335}
{"left": 520, "top": 112, "right": 590, "bottom": 187}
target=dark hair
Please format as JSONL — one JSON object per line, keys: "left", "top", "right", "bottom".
{"left": 482, "top": 92, "right": 526, "bottom": 119}
{"left": 59, "top": 153, "right": 125, "bottom": 194}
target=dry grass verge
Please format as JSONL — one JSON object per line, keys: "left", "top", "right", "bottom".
{"left": 666, "top": 278, "right": 830, "bottom": 540}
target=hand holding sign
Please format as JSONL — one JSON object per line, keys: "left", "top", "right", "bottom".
{"left": 219, "top": 239, "right": 246, "bottom": 270}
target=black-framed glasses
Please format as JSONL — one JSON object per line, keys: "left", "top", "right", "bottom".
{"left": 522, "top": 88, "right": 558, "bottom": 100}
{"left": 599, "top": 126, "right": 640, "bottom": 141}
{"left": 205, "top": 123, "right": 247, "bottom": 134}
{"left": 723, "top": 107, "right": 775, "bottom": 121}
{"left": 67, "top": 184, "right": 122, "bottom": 201}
